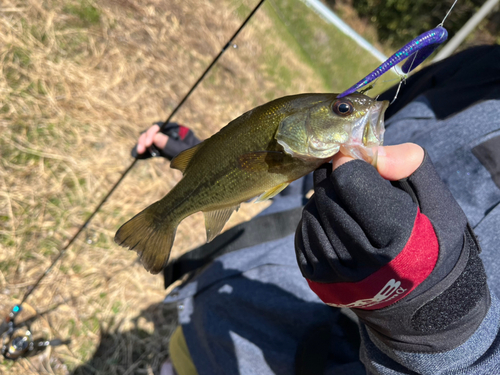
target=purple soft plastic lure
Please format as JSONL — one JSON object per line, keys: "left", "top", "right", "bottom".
{"left": 338, "top": 26, "right": 448, "bottom": 98}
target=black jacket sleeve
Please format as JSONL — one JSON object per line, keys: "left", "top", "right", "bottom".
{"left": 295, "top": 151, "right": 489, "bottom": 352}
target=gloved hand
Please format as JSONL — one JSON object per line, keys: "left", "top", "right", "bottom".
{"left": 131, "top": 122, "right": 200, "bottom": 160}
{"left": 295, "top": 144, "right": 489, "bottom": 353}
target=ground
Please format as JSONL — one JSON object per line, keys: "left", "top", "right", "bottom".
{"left": 1, "top": 0, "right": 396, "bottom": 373}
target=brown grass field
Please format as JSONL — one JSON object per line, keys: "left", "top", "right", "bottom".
{"left": 0, "top": 0, "right": 389, "bottom": 373}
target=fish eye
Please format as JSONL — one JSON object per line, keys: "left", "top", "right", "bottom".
{"left": 332, "top": 100, "right": 354, "bottom": 116}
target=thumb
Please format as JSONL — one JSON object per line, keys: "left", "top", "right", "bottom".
{"left": 376, "top": 143, "right": 424, "bottom": 180}
{"left": 332, "top": 143, "right": 424, "bottom": 181}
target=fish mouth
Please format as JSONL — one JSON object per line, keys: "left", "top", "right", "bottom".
{"left": 363, "top": 100, "right": 389, "bottom": 147}
{"left": 339, "top": 99, "right": 389, "bottom": 164}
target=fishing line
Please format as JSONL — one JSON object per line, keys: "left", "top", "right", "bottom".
{"left": 0, "top": 0, "right": 267, "bottom": 357}
{"left": 391, "top": 0, "right": 458, "bottom": 104}
{"left": 1, "top": 0, "right": 459, "bottom": 359}
{"left": 440, "top": 0, "right": 459, "bottom": 27}
{"left": 338, "top": 0, "right": 460, "bottom": 99}
{"left": 395, "top": 0, "right": 458, "bottom": 103}
{"left": 338, "top": 27, "right": 449, "bottom": 98}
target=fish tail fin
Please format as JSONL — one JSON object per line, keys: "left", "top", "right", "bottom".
{"left": 114, "top": 201, "right": 178, "bottom": 274}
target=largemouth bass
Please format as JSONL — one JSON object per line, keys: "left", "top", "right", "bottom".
{"left": 115, "top": 93, "right": 389, "bottom": 273}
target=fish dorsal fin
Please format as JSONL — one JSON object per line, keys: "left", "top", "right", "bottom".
{"left": 255, "top": 182, "right": 290, "bottom": 203}
{"left": 203, "top": 205, "right": 240, "bottom": 242}
{"left": 170, "top": 143, "right": 203, "bottom": 173}
{"left": 238, "top": 151, "right": 287, "bottom": 172}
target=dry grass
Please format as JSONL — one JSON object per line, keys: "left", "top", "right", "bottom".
{"left": 0, "top": 0, "right": 388, "bottom": 372}
{"left": 0, "top": 0, "right": 332, "bottom": 373}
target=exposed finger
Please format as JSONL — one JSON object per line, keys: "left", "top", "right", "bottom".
{"left": 145, "top": 124, "right": 161, "bottom": 148}
{"left": 376, "top": 143, "right": 424, "bottom": 181}
{"left": 331, "top": 152, "right": 355, "bottom": 171}
{"left": 137, "top": 132, "right": 148, "bottom": 154}
{"left": 153, "top": 132, "right": 169, "bottom": 150}
{"left": 331, "top": 143, "right": 424, "bottom": 181}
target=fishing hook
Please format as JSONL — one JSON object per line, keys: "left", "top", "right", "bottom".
{"left": 2, "top": 0, "right": 458, "bottom": 360}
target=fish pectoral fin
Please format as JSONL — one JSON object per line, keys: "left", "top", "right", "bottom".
{"left": 238, "top": 151, "right": 287, "bottom": 172}
{"left": 204, "top": 205, "right": 240, "bottom": 243}
{"left": 255, "top": 182, "right": 290, "bottom": 203}
{"left": 170, "top": 142, "right": 203, "bottom": 173}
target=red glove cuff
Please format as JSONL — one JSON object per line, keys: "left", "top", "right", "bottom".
{"left": 307, "top": 209, "right": 438, "bottom": 310}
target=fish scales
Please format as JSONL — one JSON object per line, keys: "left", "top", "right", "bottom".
{"left": 115, "top": 93, "right": 388, "bottom": 273}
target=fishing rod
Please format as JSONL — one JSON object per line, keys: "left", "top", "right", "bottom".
{"left": 1, "top": 0, "right": 458, "bottom": 361}
{"left": 0, "top": 0, "right": 267, "bottom": 360}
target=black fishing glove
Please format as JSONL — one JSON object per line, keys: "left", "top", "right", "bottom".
{"left": 131, "top": 122, "right": 201, "bottom": 160}
{"left": 295, "top": 151, "right": 489, "bottom": 353}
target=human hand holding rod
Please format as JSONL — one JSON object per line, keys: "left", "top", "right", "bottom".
{"left": 132, "top": 122, "right": 200, "bottom": 160}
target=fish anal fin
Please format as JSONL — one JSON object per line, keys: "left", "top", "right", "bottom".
{"left": 171, "top": 143, "right": 203, "bottom": 173}
{"left": 204, "top": 205, "right": 240, "bottom": 243}
{"left": 114, "top": 201, "right": 177, "bottom": 274}
{"left": 255, "top": 182, "right": 290, "bottom": 203}
{"left": 238, "top": 151, "right": 286, "bottom": 172}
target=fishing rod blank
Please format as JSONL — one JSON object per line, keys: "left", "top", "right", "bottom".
{"left": 0, "top": 0, "right": 267, "bottom": 350}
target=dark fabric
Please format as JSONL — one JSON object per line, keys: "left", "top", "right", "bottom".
{"left": 391, "top": 152, "right": 466, "bottom": 299}
{"left": 294, "top": 324, "right": 331, "bottom": 375}
{"left": 131, "top": 122, "right": 201, "bottom": 160}
{"left": 295, "top": 160, "right": 416, "bottom": 284}
{"left": 379, "top": 45, "right": 500, "bottom": 121}
{"left": 356, "top": 225, "right": 490, "bottom": 353}
{"left": 164, "top": 206, "right": 304, "bottom": 288}
{"left": 167, "top": 46, "right": 500, "bottom": 373}
{"left": 410, "top": 228, "right": 488, "bottom": 333}
{"left": 295, "top": 311, "right": 361, "bottom": 375}
{"left": 472, "top": 135, "right": 500, "bottom": 190}
{"left": 295, "top": 152, "right": 490, "bottom": 352}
